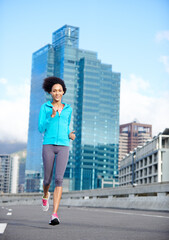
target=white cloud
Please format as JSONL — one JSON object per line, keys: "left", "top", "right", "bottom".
{"left": 0, "top": 78, "right": 8, "bottom": 85}
{"left": 156, "top": 30, "right": 169, "bottom": 42}
{"left": 120, "top": 74, "right": 169, "bottom": 136}
{"left": 160, "top": 56, "right": 169, "bottom": 74}
{"left": 0, "top": 81, "right": 30, "bottom": 143}
{"left": 6, "top": 80, "right": 30, "bottom": 99}
{"left": 156, "top": 31, "right": 169, "bottom": 74}
{"left": 125, "top": 74, "right": 150, "bottom": 91}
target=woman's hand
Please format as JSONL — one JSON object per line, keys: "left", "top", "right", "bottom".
{"left": 51, "top": 107, "right": 58, "bottom": 118}
{"left": 69, "top": 131, "right": 76, "bottom": 140}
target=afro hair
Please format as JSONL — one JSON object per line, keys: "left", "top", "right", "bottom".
{"left": 42, "top": 76, "right": 67, "bottom": 94}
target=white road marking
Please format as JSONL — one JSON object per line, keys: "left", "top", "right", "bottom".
{"left": 108, "top": 210, "right": 169, "bottom": 219}
{"left": 0, "top": 223, "right": 7, "bottom": 234}
{"left": 8, "top": 209, "right": 12, "bottom": 211}
{"left": 7, "top": 212, "right": 12, "bottom": 216}
{"left": 75, "top": 207, "right": 169, "bottom": 219}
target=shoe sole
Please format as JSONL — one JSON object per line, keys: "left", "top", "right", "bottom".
{"left": 49, "top": 219, "right": 60, "bottom": 225}
{"left": 42, "top": 205, "right": 49, "bottom": 211}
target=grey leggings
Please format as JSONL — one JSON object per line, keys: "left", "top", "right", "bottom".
{"left": 42, "top": 145, "right": 69, "bottom": 187}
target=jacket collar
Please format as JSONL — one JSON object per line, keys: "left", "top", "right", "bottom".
{"left": 46, "top": 101, "right": 70, "bottom": 109}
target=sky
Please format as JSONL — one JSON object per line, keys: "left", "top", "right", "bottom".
{"left": 0, "top": 0, "right": 169, "bottom": 143}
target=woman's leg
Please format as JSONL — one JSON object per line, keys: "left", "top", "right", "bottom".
{"left": 53, "top": 186, "right": 62, "bottom": 213}
{"left": 53, "top": 146, "right": 69, "bottom": 214}
{"left": 43, "top": 184, "right": 50, "bottom": 198}
{"left": 42, "top": 145, "right": 55, "bottom": 197}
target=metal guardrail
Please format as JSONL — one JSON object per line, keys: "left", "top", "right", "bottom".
{"left": 0, "top": 182, "right": 169, "bottom": 211}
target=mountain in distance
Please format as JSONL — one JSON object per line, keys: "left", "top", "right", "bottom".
{"left": 0, "top": 141, "right": 27, "bottom": 154}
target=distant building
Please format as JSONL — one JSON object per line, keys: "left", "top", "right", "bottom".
{"left": 118, "top": 132, "right": 128, "bottom": 168}
{"left": 10, "top": 155, "right": 19, "bottom": 193}
{"left": 119, "top": 121, "right": 152, "bottom": 168}
{"left": 11, "top": 150, "right": 26, "bottom": 193}
{"left": 119, "top": 128, "right": 169, "bottom": 186}
{"left": 25, "top": 170, "right": 42, "bottom": 192}
{"left": 0, "top": 154, "right": 11, "bottom": 193}
{"left": 0, "top": 150, "right": 27, "bottom": 194}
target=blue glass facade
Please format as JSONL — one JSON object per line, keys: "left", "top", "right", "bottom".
{"left": 26, "top": 45, "right": 55, "bottom": 191}
{"left": 74, "top": 57, "right": 120, "bottom": 190}
{"left": 26, "top": 25, "right": 120, "bottom": 192}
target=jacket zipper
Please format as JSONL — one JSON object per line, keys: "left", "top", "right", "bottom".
{"left": 56, "top": 113, "right": 60, "bottom": 144}
{"left": 56, "top": 106, "right": 67, "bottom": 144}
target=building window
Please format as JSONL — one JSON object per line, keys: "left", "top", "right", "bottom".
{"left": 144, "top": 158, "right": 147, "bottom": 166}
{"left": 140, "top": 170, "right": 143, "bottom": 177}
{"left": 154, "top": 153, "right": 157, "bottom": 162}
{"left": 154, "top": 176, "right": 157, "bottom": 182}
{"left": 140, "top": 160, "right": 143, "bottom": 168}
{"left": 144, "top": 168, "right": 147, "bottom": 176}
{"left": 154, "top": 164, "right": 158, "bottom": 173}
{"left": 149, "top": 156, "right": 152, "bottom": 164}
{"left": 149, "top": 166, "right": 152, "bottom": 175}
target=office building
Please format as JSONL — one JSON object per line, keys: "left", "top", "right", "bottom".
{"left": 10, "top": 155, "right": 19, "bottom": 193}
{"left": 0, "top": 150, "right": 27, "bottom": 194}
{"left": 119, "top": 128, "right": 169, "bottom": 186}
{"left": 26, "top": 25, "right": 120, "bottom": 191}
{"left": 74, "top": 60, "right": 120, "bottom": 190}
{"left": 0, "top": 154, "right": 11, "bottom": 193}
{"left": 118, "top": 132, "right": 128, "bottom": 168}
{"left": 119, "top": 121, "right": 152, "bottom": 168}
{"left": 0, "top": 154, "right": 18, "bottom": 193}
{"left": 11, "top": 150, "right": 26, "bottom": 193}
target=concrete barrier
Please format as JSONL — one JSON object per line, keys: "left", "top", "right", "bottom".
{"left": 61, "top": 182, "right": 169, "bottom": 211}
{"left": 0, "top": 192, "right": 42, "bottom": 206}
{"left": 0, "top": 182, "right": 169, "bottom": 211}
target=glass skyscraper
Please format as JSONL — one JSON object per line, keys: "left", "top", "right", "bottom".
{"left": 26, "top": 25, "right": 120, "bottom": 192}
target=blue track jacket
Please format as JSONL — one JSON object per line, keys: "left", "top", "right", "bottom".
{"left": 38, "top": 101, "right": 72, "bottom": 146}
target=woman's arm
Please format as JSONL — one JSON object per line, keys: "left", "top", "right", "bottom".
{"left": 68, "top": 108, "right": 75, "bottom": 140}
{"left": 38, "top": 105, "right": 52, "bottom": 133}
{"left": 68, "top": 108, "right": 72, "bottom": 136}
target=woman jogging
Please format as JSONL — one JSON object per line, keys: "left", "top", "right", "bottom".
{"left": 38, "top": 76, "right": 75, "bottom": 225}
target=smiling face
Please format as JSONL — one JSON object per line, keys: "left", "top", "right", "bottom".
{"left": 50, "top": 84, "right": 64, "bottom": 102}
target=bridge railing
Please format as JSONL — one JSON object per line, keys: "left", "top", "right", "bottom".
{"left": 61, "top": 182, "right": 169, "bottom": 211}
{"left": 0, "top": 182, "right": 169, "bottom": 211}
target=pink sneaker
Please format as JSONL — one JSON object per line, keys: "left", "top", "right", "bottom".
{"left": 42, "top": 192, "right": 50, "bottom": 211}
{"left": 49, "top": 213, "right": 60, "bottom": 225}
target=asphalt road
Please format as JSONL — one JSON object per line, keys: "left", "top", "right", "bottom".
{"left": 0, "top": 205, "right": 169, "bottom": 240}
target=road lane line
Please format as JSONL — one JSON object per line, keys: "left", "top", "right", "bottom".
{"left": 0, "top": 223, "right": 7, "bottom": 234}
{"left": 108, "top": 210, "right": 169, "bottom": 219}
{"left": 7, "top": 212, "right": 12, "bottom": 216}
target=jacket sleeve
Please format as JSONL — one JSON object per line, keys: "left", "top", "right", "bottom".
{"left": 68, "top": 108, "right": 72, "bottom": 136}
{"left": 38, "top": 105, "right": 52, "bottom": 133}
